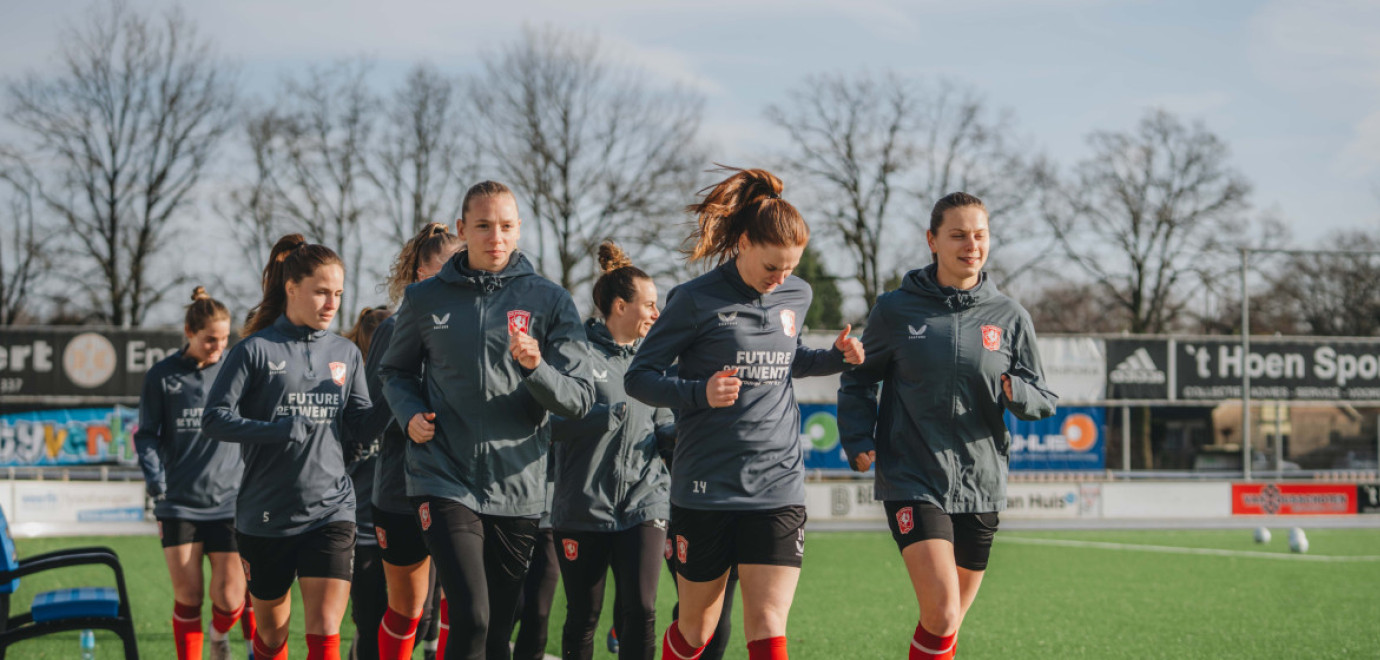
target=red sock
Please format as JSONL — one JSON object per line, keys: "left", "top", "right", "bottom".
{"left": 242, "top": 590, "right": 257, "bottom": 641}
{"left": 747, "top": 636, "right": 789, "bottom": 660}
{"left": 436, "top": 598, "right": 449, "bottom": 660}
{"left": 253, "top": 632, "right": 289, "bottom": 660}
{"left": 211, "top": 603, "right": 243, "bottom": 635}
{"left": 909, "top": 623, "right": 956, "bottom": 660}
{"left": 172, "top": 601, "right": 203, "bottom": 660}
{"left": 662, "top": 620, "right": 709, "bottom": 660}
{"left": 378, "top": 607, "right": 422, "bottom": 659}
{"left": 306, "top": 633, "right": 341, "bottom": 660}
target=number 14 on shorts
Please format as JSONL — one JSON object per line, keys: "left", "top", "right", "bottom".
{"left": 692, "top": 480, "right": 708, "bottom": 494}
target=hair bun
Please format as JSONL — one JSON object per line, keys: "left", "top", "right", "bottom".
{"left": 190, "top": 285, "right": 210, "bottom": 301}
{"left": 425, "top": 222, "right": 449, "bottom": 236}
{"left": 597, "top": 241, "right": 633, "bottom": 274}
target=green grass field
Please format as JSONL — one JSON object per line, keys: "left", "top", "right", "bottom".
{"left": 10, "top": 528, "right": 1380, "bottom": 658}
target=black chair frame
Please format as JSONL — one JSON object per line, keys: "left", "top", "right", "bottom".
{"left": 0, "top": 545, "right": 139, "bottom": 659}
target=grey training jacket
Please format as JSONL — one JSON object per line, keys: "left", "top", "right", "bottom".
{"left": 203, "top": 314, "right": 381, "bottom": 537}
{"left": 625, "top": 260, "right": 849, "bottom": 511}
{"left": 379, "top": 251, "right": 594, "bottom": 517}
{"left": 134, "top": 350, "right": 241, "bottom": 520}
{"left": 551, "top": 319, "right": 675, "bottom": 532}
{"left": 365, "top": 315, "right": 414, "bottom": 515}
{"left": 837, "top": 265, "right": 1058, "bottom": 513}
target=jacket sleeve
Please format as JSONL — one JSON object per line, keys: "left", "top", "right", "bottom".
{"left": 837, "top": 300, "right": 896, "bottom": 462}
{"left": 791, "top": 338, "right": 849, "bottom": 378}
{"left": 133, "top": 369, "right": 166, "bottom": 498}
{"left": 1003, "top": 315, "right": 1058, "bottom": 421}
{"left": 625, "top": 287, "right": 706, "bottom": 410}
{"left": 340, "top": 348, "right": 385, "bottom": 459}
{"left": 652, "top": 406, "right": 677, "bottom": 457}
{"left": 550, "top": 402, "right": 622, "bottom": 441}
{"left": 523, "top": 291, "right": 595, "bottom": 418}
{"left": 380, "top": 292, "right": 430, "bottom": 433}
{"left": 203, "top": 342, "right": 315, "bottom": 445}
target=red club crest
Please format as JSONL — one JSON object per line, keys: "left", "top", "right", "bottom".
{"left": 418, "top": 502, "right": 432, "bottom": 531}
{"left": 664, "top": 538, "right": 674, "bottom": 560}
{"left": 507, "top": 310, "right": 532, "bottom": 335}
{"left": 780, "top": 309, "right": 797, "bottom": 337}
{"left": 562, "top": 538, "right": 579, "bottom": 561}
{"left": 896, "top": 506, "right": 915, "bottom": 535}
{"left": 329, "top": 361, "right": 347, "bottom": 386}
{"left": 377, "top": 527, "right": 388, "bottom": 549}
{"left": 675, "top": 535, "right": 689, "bottom": 564}
{"left": 981, "top": 325, "right": 1003, "bottom": 352}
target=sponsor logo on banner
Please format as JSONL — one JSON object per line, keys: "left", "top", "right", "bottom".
{"left": 1004, "top": 484, "right": 1081, "bottom": 519}
{"left": 1007, "top": 407, "right": 1106, "bottom": 471}
{"left": 676, "top": 535, "right": 688, "bottom": 564}
{"left": 896, "top": 506, "right": 914, "bottom": 535}
{"left": 329, "top": 361, "right": 347, "bottom": 387}
{"left": 1232, "top": 483, "right": 1356, "bottom": 515}
{"left": 418, "top": 502, "right": 432, "bottom": 530}
{"left": 780, "top": 310, "right": 797, "bottom": 337}
{"left": 2, "top": 328, "right": 186, "bottom": 400}
{"left": 63, "top": 332, "right": 118, "bottom": 388}
{"left": 0, "top": 407, "right": 139, "bottom": 467}
{"left": 562, "top": 538, "right": 579, "bottom": 561}
{"left": 1359, "top": 484, "right": 1380, "bottom": 514}
{"left": 1105, "top": 339, "right": 1171, "bottom": 401}
{"left": 1109, "top": 348, "right": 1167, "bottom": 385}
{"left": 1035, "top": 336, "right": 1106, "bottom": 403}
{"left": 507, "top": 310, "right": 531, "bottom": 335}
{"left": 981, "top": 325, "right": 1002, "bottom": 351}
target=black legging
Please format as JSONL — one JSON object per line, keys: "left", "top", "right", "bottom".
{"left": 669, "top": 563, "right": 737, "bottom": 660}
{"left": 416, "top": 498, "right": 540, "bottom": 660}
{"left": 512, "top": 529, "right": 560, "bottom": 660}
{"left": 350, "top": 542, "right": 388, "bottom": 660}
{"left": 555, "top": 522, "right": 666, "bottom": 660}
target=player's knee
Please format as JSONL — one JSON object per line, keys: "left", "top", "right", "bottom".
{"left": 678, "top": 616, "right": 717, "bottom": 648}
{"left": 920, "top": 605, "right": 961, "bottom": 637}
{"left": 451, "top": 601, "right": 489, "bottom": 635}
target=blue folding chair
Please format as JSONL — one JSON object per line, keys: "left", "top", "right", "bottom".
{"left": 0, "top": 505, "right": 139, "bottom": 658}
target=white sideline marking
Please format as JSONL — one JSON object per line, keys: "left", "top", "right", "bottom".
{"left": 999, "top": 536, "right": 1380, "bottom": 562}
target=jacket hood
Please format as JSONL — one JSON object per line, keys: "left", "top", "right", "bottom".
{"left": 436, "top": 250, "right": 536, "bottom": 292}
{"left": 901, "top": 263, "right": 995, "bottom": 311}
{"left": 584, "top": 318, "right": 637, "bottom": 358}
{"left": 272, "top": 314, "right": 331, "bottom": 342}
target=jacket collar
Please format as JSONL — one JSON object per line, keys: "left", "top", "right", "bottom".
{"left": 272, "top": 314, "right": 330, "bottom": 342}
{"left": 585, "top": 318, "right": 637, "bottom": 358}
{"left": 437, "top": 250, "right": 535, "bottom": 293}
{"left": 901, "top": 263, "right": 994, "bottom": 311}
{"left": 716, "top": 259, "right": 767, "bottom": 303}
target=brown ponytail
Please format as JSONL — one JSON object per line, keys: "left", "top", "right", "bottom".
{"left": 686, "top": 166, "right": 809, "bottom": 264}
{"left": 343, "top": 306, "right": 392, "bottom": 360}
{"left": 592, "top": 241, "right": 650, "bottom": 318}
{"left": 386, "top": 222, "right": 462, "bottom": 304}
{"left": 185, "top": 286, "right": 230, "bottom": 334}
{"left": 243, "top": 233, "right": 344, "bottom": 337}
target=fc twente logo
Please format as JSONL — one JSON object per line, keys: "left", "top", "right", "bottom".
{"left": 981, "top": 325, "right": 1003, "bottom": 352}
{"left": 780, "top": 309, "right": 797, "bottom": 337}
{"left": 507, "top": 310, "right": 531, "bottom": 335}
{"left": 329, "top": 361, "right": 347, "bottom": 387}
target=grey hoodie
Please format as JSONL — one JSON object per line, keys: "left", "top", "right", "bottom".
{"left": 379, "top": 251, "right": 594, "bottom": 517}
{"left": 551, "top": 319, "right": 674, "bottom": 532}
{"left": 625, "top": 260, "right": 849, "bottom": 511}
{"left": 203, "top": 314, "right": 381, "bottom": 537}
{"left": 135, "top": 350, "right": 242, "bottom": 520}
{"left": 837, "top": 264, "right": 1058, "bottom": 512}
{"left": 366, "top": 315, "right": 414, "bottom": 516}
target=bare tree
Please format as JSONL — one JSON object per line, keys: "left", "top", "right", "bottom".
{"left": 469, "top": 27, "right": 707, "bottom": 293}
{"left": 369, "top": 64, "right": 477, "bottom": 243}
{"left": 4, "top": 1, "right": 236, "bottom": 327}
{"left": 767, "top": 73, "right": 1047, "bottom": 311}
{"left": 1264, "top": 231, "right": 1380, "bottom": 336}
{"left": 0, "top": 155, "right": 50, "bottom": 325}
{"left": 1040, "top": 110, "right": 1252, "bottom": 334}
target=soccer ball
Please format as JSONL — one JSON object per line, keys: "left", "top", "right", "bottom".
{"left": 1288, "top": 527, "right": 1309, "bottom": 554}
{"left": 1253, "top": 527, "right": 1271, "bottom": 544}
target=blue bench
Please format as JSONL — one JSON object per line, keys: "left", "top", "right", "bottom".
{"left": 0, "top": 505, "right": 139, "bottom": 658}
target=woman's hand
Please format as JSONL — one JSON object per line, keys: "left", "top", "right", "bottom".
{"left": 408, "top": 412, "right": 436, "bottom": 443}
{"left": 509, "top": 330, "right": 542, "bottom": 370}
{"left": 835, "top": 324, "right": 864, "bottom": 365}
{"left": 705, "top": 368, "right": 741, "bottom": 408}
{"left": 1001, "top": 374, "right": 1014, "bottom": 400}
{"left": 851, "top": 450, "right": 875, "bottom": 472}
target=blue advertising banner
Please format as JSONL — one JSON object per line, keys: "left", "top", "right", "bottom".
{"left": 800, "top": 403, "right": 850, "bottom": 470}
{"left": 0, "top": 407, "right": 139, "bottom": 467}
{"left": 1005, "top": 406, "right": 1106, "bottom": 471}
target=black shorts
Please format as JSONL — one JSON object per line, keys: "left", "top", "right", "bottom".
{"left": 157, "top": 517, "right": 238, "bottom": 553}
{"left": 237, "top": 522, "right": 356, "bottom": 600}
{"left": 884, "top": 501, "right": 999, "bottom": 571}
{"left": 373, "top": 506, "right": 430, "bottom": 567}
{"left": 669, "top": 505, "right": 806, "bottom": 582}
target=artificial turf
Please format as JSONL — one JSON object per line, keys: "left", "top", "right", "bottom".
{"left": 10, "top": 528, "right": 1380, "bottom": 658}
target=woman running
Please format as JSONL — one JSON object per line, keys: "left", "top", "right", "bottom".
{"left": 204, "top": 234, "right": 388, "bottom": 660}
{"left": 135, "top": 286, "right": 254, "bottom": 660}
{"left": 838, "top": 192, "right": 1057, "bottom": 660}
{"left": 379, "top": 181, "right": 594, "bottom": 660}
{"left": 625, "top": 167, "right": 864, "bottom": 660}
{"left": 344, "top": 306, "right": 393, "bottom": 660}
{"left": 372, "top": 223, "right": 460, "bottom": 660}
{"left": 550, "top": 241, "right": 673, "bottom": 660}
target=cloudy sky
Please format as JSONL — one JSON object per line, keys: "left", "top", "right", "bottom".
{"left": 3, "top": 0, "right": 1379, "bottom": 321}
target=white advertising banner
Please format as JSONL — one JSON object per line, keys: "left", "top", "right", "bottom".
{"left": 9, "top": 481, "right": 146, "bottom": 524}
{"left": 1100, "top": 482, "right": 1232, "bottom": 518}
{"left": 804, "top": 481, "right": 1103, "bottom": 521}
{"left": 1038, "top": 337, "right": 1107, "bottom": 404}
